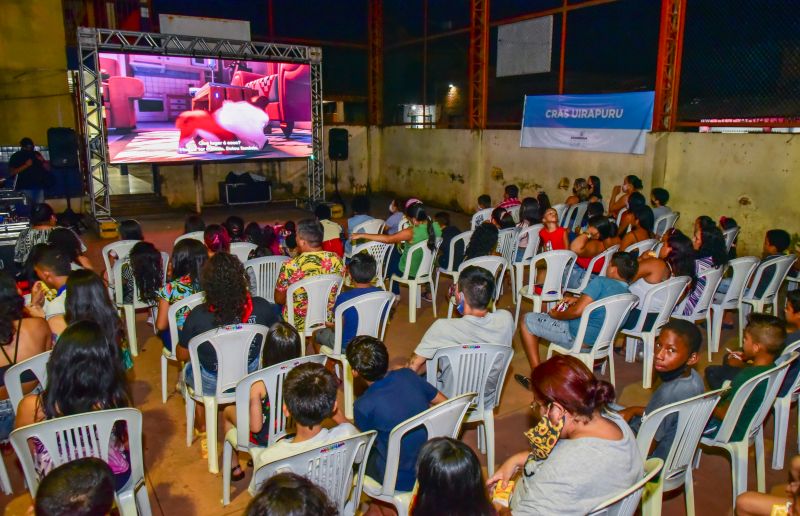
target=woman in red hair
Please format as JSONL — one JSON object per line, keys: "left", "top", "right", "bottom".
{"left": 487, "top": 355, "right": 644, "bottom": 515}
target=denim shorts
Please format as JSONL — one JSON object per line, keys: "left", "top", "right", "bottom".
{"left": 0, "top": 398, "right": 14, "bottom": 442}
{"left": 525, "top": 313, "right": 574, "bottom": 347}
{"left": 184, "top": 356, "right": 260, "bottom": 396}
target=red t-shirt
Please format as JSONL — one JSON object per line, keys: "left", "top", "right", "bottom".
{"left": 539, "top": 226, "right": 567, "bottom": 251}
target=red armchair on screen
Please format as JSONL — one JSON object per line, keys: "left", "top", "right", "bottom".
{"left": 99, "top": 57, "right": 145, "bottom": 131}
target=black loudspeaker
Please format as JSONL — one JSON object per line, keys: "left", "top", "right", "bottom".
{"left": 328, "top": 128, "right": 348, "bottom": 161}
{"left": 47, "top": 127, "right": 79, "bottom": 168}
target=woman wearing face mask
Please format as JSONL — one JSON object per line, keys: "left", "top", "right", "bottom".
{"left": 487, "top": 355, "right": 643, "bottom": 515}
{"left": 609, "top": 174, "right": 643, "bottom": 217}
{"left": 385, "top": 199, "right": 403, "bottom": 235}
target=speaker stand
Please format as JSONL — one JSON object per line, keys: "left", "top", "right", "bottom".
{"left": 331, "top": 160, "right": 344, "bottom": 205}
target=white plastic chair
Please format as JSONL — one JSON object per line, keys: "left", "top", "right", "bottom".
{"left": 547, "top": 293, "right": 637, "bottom": 387}
{"left": 513, "top": 250, "right": 577, "bottom": 327}
{"left": 350, "top": 241, "right": 393, "bottom": 289}
{"left": 615, "top": 207, "right": 628, "bottom": 228}
{"left": 723, "top": 226, "right": 740, "bottom": 253}
{"left": 552, "top": 203, "right": 568, "bottom": 226}
{"left": 446, "top": 256, "right": 508, "bottom": 318}
{"left": 561, "top": 202, "right": 589, "bottom": 232}
{"left": 635, "top": 389, "right": 725, "bottom": 516}
{"left": 470, "top": 208, "right": 493, "bottom": 230}
{"left": 5, "top": 350, "right": 51, "bottom": 414}
{"left": 173, "top": 231, "right": 205, "bottom": 247}
{"left": 285, "top": 274, "right": 344, "bottom": 349}
{"left": 425, "top": 344, "right": 513, "bottom": 476}
{"left": 251, "top": 430, "right": 376, "bottom": 515}
{"left": 672, "top": 266, "right": 725, "bottom": 360}
{"left": 102, "top": 240, "right": 138, "bottom": 295}
{"left": 230, "top": 242, "right": 258, "bottom": 264}
{"left": 624, "top": 239, "right": 659, "bottom": 256}
{"left": 587, "top": 458, "right": 663, "bottom": 516}
{"left": 512, "top": 224, "right": 543, "bottom": 304}
{"left": 698, "top": 356, "right": 795, "bottom": 501}
{"left": 566, "top": 244, "right": 620, "bottom": 295}
{"left": 496, "top": 228, "right": 519, "bottom": 299}
{"left": 245, "top": 255, "right": 290, "bottom": 302}
{"left": 507, "top": 205, "right": 521, "bottom": 223}
{"left": 622, "top": 276, "right": 691, "bottom": 389}
{"left": 362, "top": 393, "right": 475, "bottom": 516}
{"left": 221, "top": 354, "right": 328, "bottom": 506}
{"left": 184, "top": 324, "right": 269, "bottom": 473}
{"left": 347, "top": 218, "right": 386, "bottom": 258}
{"left": 771, "top": 340, "right": 800, "bottom": 469}
{"left": 739, "top": 255, "right": 797, "bottom": 342}
{"left": 160, "top": 291, "right": 205, "bottom": 404}
{"left": 112, "top": 251, "right": 168, "bottom": 357}
{"left": 708, "top": 257, "right": 759, "bottom": 357}
{"left": 389, "top": 239, "right": 442, "bottom": 323}
{"left": 319, "top": 291, "right": 395, "bottom": 419}
{"left": 0, "top": 451, "right": 9, "bottom": 495}
{"left": 653, "top": 212, "right": 680, "bottom": 238}
{"left": 10, "top": 408, "right": 152, "bottom": 516}
{"left": 435, "top": 230, "right": 472, "bottom": 301}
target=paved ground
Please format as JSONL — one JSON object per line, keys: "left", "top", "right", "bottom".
{"left": 0, "top": 202, "right": 795, "bottom": 515}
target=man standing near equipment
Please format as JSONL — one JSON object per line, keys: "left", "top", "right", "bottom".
{"left": 8, "top": 137, "right": 50, "bottom": 205}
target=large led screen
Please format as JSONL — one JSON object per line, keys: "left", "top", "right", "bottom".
{"left": 99, "top": 52, "right": 312, "bottom": 163}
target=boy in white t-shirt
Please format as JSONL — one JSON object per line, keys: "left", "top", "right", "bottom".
{"left": 250, "top": 363, "right": 357, "bottom": 494}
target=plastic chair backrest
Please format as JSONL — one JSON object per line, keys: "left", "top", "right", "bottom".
{"left": 562, "top": 202, "right": 589, "bottom": 231}
{"left": 615, "top": 207, "right": 628, "bottom": 228}
{"left": 515, "top": 224, "right": 543, "bottom": 264}
{"left": 252, "top": 430, "right": 377, "bottom": 513}
{"left": 352, "top": 218, "right": 385, "bottom": 235}
{"left": 525, "top": 250, "right": 577, "bottom": 301}
{"left": 286, "top": 274, "right": 344, "bottom": 336}
{"left": 654, "top": 212, "right": 680, "bottom": 238}
{"left": 5, "top": 350, "right": 51, "bottom": 415}
{"left": 425, "top": 344, "right": 513, "bottom": 410}
{"left": 233, "top": 355, "right": 328, "bottom": 450}
{"left": 723, "top": 226, "right": 740, "bottom": 253}
{"left": 743, "top": 255, "right": 797, "bottom": 304}
{"left": 112, "top": 252, "right": 168, "bottom": 309}
{"left": 230, "top": 242, "right": 258, "bottom": 264}
{"left": 174, "top": 231, "right": 205, "bottom": 247}
{"left": 572, "top": 245, "right": 620, "bottom": 293}
{"left": 569, "top": 293, "right": 638, "bottom": 356}
{"left": 507, "top": 205, "right": 521, "bottom": 223}
{"left": 10, "top": 408, "right": 145, "bottom": 498}
{"left": 627, "top": 276, "right": 691, "bottom": 334}
{"left": 587, "top": 458, "right": 663, "bottom": 516}
{"left": 351, "top": 241, "right": 393, "bottom": 284}
{"left": 166, "top": 291, "right": 205, "bottom": 359}
{"left": 395, "top": 239, "right": 441, "bottom": 281}
{"left": 245, "top": 255, "right": 291, "bottom": 302}
{"left": 331, "top": 291, "right": 395, "bottom": 355}
{"left": 677, "top": 265, "right": 725, "bottom": 318}
{"left": 636, "top": 389, "right": 725, "bottom": 491}
{"left": 377, "top": 393, "right": 475, "bottom": 495}
{"left": 552, "top": 204, "right": 568, "bottom": 226}
{"left": 714, "top": 355, "right": 795, "bottom": 443}
{"left": 777, "top": 340, "right": 800, "bottom": 401}
{"left": 471, "top": 208, "right": 493, "bottom": 230}
{"left": 715, "top": 256, "right": 759, "bottom": 309}
{"left": 497, "top": 228, "right": 519, "bottom": 265}
{"left": 624, "top": 239, "right": 659, "bottom": 255}
{"left": 186, "top": 324, "right": 269, "bottom": 402}
{"left": 441, "top": 230, "right": 473, "bottom": 273}
{"left": 102, "top": 240, "right": 138, "bottom": 288}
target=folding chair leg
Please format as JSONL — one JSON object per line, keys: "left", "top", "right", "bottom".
{"left": 730, "top": 442, "right": 750, "bottom": 500}
{"left": 709, "top": 307, "right": 724, "bottom": 361}
{"left": 117, "top": 491, "right": 137, "bottom": 516}
{"left": 429, "top": 281, "right": 437, "bottom": 318}
{"left": 204, "top": 398, "right": 219, "bottom": 474}
{"left": 684, "top": 467, "right": 695, "bottom": 516}
{"left": 135, "top": 484, "right": 153, "bottom": 516}
{"left": 773, "top": 398, "right": 790, "bottom": 470}
{"left": 755, "top": 430, "right": 766, "bottom": 492}
{"left": 625, "top": 336, "right": 638, "bottom": 363}
{"left": 408, "top": 284, "right": 417, "bottom": 323}
{"left": 533, "top": 297, "right": 542, "bottom": 313}
{"left": 185, "top": 394, "right": 195, "bottom": 447}
{"left": 607, "top": 355, "right": 616, "bottom": 388}
{"left": 484, "top": 413, "right": 496, "bottom": 477}
{"left": 222, "top": 441, "right": 233, "bottom": 505}
{"left": 0, "top": 457, "right": 11, "bottom": 496}
{"left": 642, "top": 334, "right": 655, "bottom": 389}
{"left": 642, "top": 477, "right": 664, "bottom": 516}
{"left": 124, "top": 305, "right": 139, "bottom": 356}
{"left": 514, "top": 296, "right": 523, "bottom": 327}
{"left": 160, "top": 354, "right": 168, "bottom": 404}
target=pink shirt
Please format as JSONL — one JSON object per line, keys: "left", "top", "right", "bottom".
{"left": 497, "top": 198, "right": 521, "bottom": 209}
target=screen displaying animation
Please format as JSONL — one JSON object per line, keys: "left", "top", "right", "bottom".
{"left": 99, "top": 52, "right": 312, "bottom": 163}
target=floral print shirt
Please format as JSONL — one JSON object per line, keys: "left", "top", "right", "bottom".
{"left": 275, "top": 251, "right": 344, "bottom": 332}
{"left": 156, "top": 275, "right": 199, "bottom": 330}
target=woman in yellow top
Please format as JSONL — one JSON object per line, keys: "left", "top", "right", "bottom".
{"left": 355, "top": 203, "right": 441, "bottom": 296}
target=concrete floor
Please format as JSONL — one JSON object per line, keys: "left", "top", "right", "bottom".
{"left": 0, "top": 202, "right": 796, "bottom": 515}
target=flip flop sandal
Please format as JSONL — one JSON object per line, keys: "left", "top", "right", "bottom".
{"left": 231, "top": 465, "right": 246, "bottom": 481}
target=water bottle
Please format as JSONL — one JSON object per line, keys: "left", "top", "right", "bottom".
{"left": 545, "top": 240, "right": 553, "bottom": 252}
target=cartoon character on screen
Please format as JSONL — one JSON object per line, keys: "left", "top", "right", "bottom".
{"left": 175, "top": 100, "right": 270, "bottom": 154}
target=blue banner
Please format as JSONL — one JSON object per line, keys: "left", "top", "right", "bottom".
{"left": 520, "top": 92, "right": 655, "bottom": 154}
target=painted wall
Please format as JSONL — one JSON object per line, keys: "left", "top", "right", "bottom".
{"left": 0, "top": 0, "right": 73, "bottom": 144}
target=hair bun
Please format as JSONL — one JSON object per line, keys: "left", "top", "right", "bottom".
{"left": 589, "top": 379, "right": 616, "bottom": 408}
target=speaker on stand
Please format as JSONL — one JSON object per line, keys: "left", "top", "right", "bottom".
{"left": 47, "top": 127, "right": 83, "bottom": 231}
{"left": 328, "top": 128, "right": 348, "bottom": 205}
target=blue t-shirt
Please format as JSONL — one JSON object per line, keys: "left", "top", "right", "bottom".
{"left": 336, "top": 286, "right": 382, "bottom": 350}
{"left": 354, "top": 368, "right": 438, "bottom": 491}
{"left": 568, "top": 276, "right": 629, "bottom": 345}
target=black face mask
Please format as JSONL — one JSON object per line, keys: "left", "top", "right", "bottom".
{"left": 656, "top": 364, "right": 688, "bottom": 383}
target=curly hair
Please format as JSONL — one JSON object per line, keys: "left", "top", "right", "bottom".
{"left": 201, "top": 252, "right": 249, "bottom": 325}
{"left": 0, "top": 272, "right": 24, "bottom": 345}
{"left": 464, "top": 223, "right": 498, "bottom": 260}
{"left": 129, "top": 242, "right": 163, "bottom": 305}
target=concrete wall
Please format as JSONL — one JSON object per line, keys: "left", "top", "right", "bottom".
{"left": 0, "top": 0, "right": 73, "bottom": 144}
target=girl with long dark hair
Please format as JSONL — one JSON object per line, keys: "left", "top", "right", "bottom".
{"left": 411, "top": 437, "right": 495, "bottom": 516}
{"left": 15, "top": 320, "right": 132, "bottom": 489}
{"left": 609, "top": 174, "right": 643, "bottom": 217}
{"left": 0, "top": 272, "right": 50, "bottom": 442}
{"left": 155, "top": 238, "right": 208, "bottom": 351}
{"left": 588, "top": 175, "right": 602, "bottom": 202}
{"left": 515, "top": 197, "right": 541, "bottom": 262}
{"left": 48, "top": 226, "right": 92, "bottom": 270}
{"left": 620, "top": 205, "right": 655, "bottom": 249}
{"left": 677, "top": 224, "right": 729, "bottom": 316}
{"left": 121, "top": 241, "right": 164, "bottom": 305}
{"left": 464, "top": 223, "right": 499, "bottom": 261}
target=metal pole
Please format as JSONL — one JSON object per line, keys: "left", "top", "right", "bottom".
{"left": 558, "top": 0, "right": 568, "bottom": 94}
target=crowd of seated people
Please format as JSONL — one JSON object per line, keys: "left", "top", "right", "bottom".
{"left": 2, "top": 179, "right": 800, "bottom": 516}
